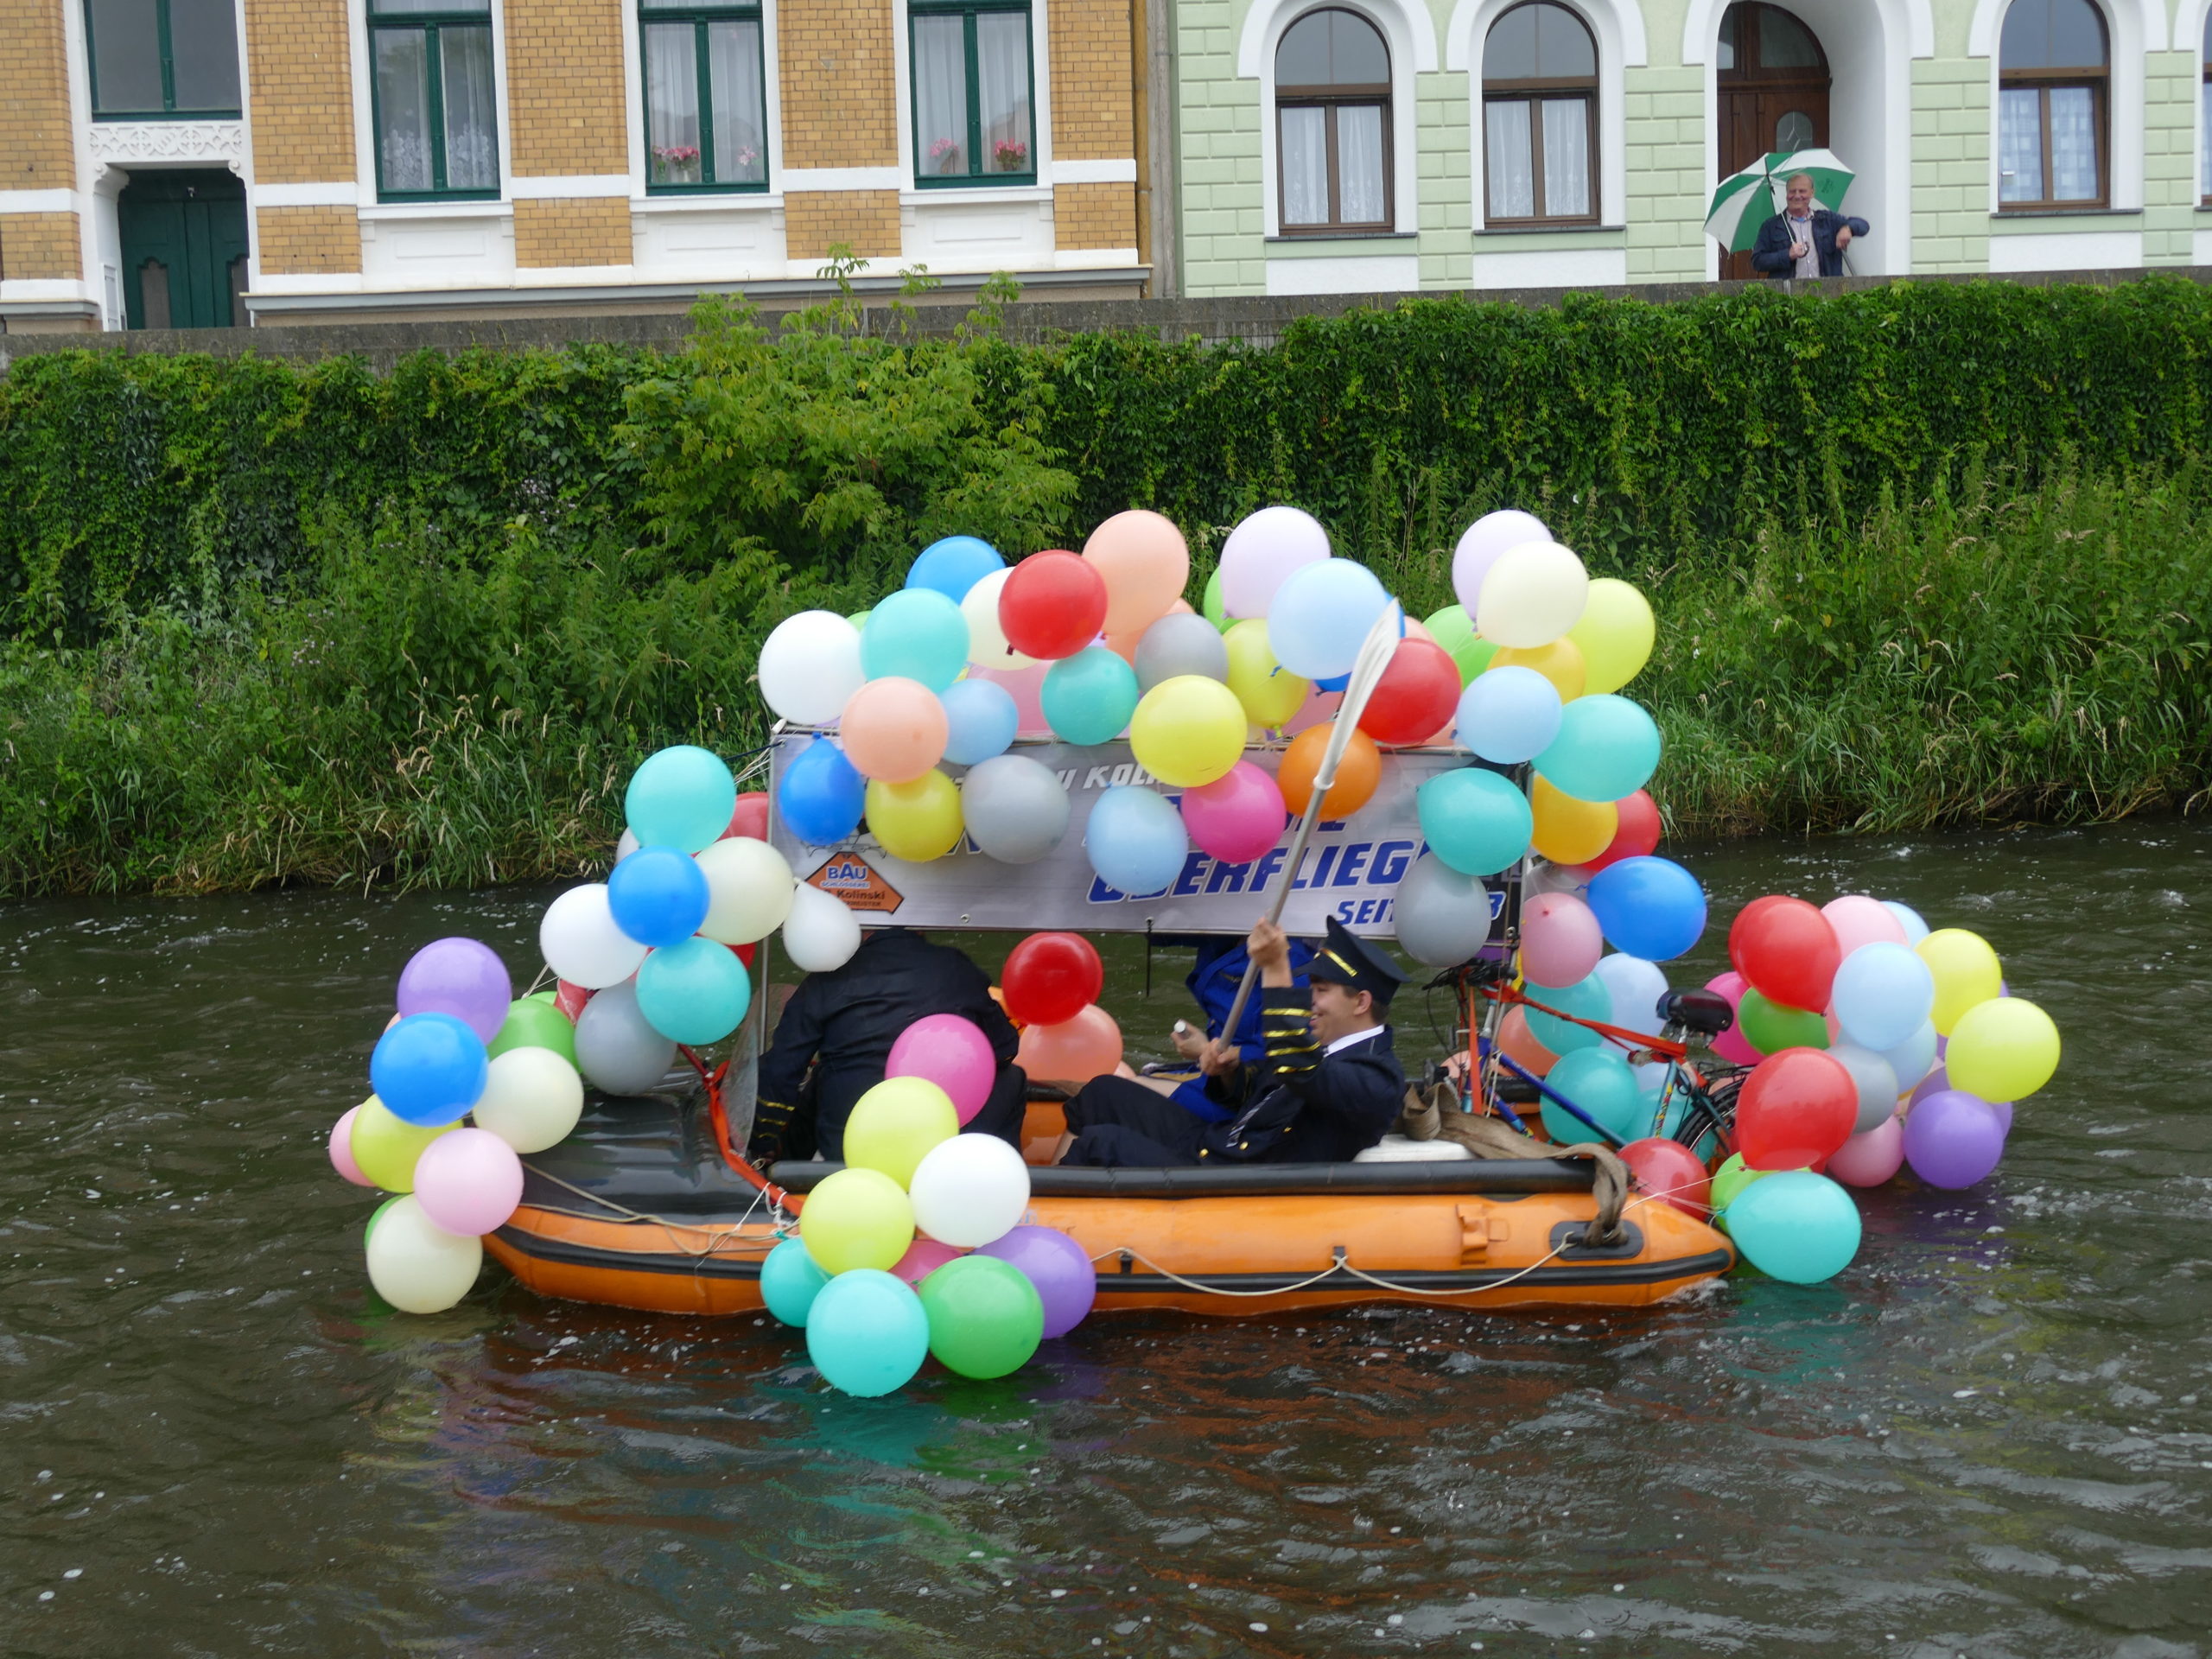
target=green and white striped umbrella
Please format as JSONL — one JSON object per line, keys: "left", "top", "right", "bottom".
{"left": 1704, "top": 149, "right": 1856, "bottom": 253}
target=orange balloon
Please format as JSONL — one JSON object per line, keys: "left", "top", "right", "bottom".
{"left": 1491, "top": 637, "right": 1587, "bottom": 702}
{"left": 1015, "top": 1003, "right": 1123, "bottom": 1085}
{"left": 1082, "top": 511, "right": 1191, "bottom": 634}
{"left": 838, "top": 676, "right": 947, "bottom": 782}
{"left": 1276, "top": 722, "right": 1380, "bottom": 819}
{"left": 1497, "top": 1006, "right": 1558, "bottom": 1077}
{"left": 1530, "top": 775, "right": 1618, "bottom": 864}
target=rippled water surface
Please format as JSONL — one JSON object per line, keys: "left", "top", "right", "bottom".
{"left": 3, "top": 823, "right": 2209, "bottom": 1656}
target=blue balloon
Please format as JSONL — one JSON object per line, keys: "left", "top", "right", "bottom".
{"left": 635, "top": 935, "right": 753, "bottom": 1044}
{"left": 778, "top": 736, "right": 867, "bottom": 846}
{"left": 1084, "top": 784, "right": 1189, "bottom": 897}
{"left": 805, "top": 1268, "right": 930, "bottom": 1396}
{"left": 939, "top": 677, "right": 1019, "bottom": 765}
{"left": 1454, "top": 665, "right": 1562, "bottom": 764}
{"left": 1830, "top": 940, "right": 1936, "bottom": 1052}
{"left": 1723, "top": 1169, "right": 1862, "bottom": 1283}
{"left": 906, "top": 535, "right": 1004, "bottom": 603}
{"left": 1415, "top": 766, "right": 1532, "bottom": 877}
{"left": 370, "top": 1012, "right": 488, "bottom": 1127}
{"left": 1540, "top": 1046, "right": 1643, "bottom": 1144}
{"left": 761, "top": 1237, "right": 833, "bottom": 1326}
{"left": 1313, "top": 672, "right": 1351, "bottom": 693}
{"left": 1041, "top": 646, "right": 1140, "bottom": 745}
{"left": 1878, "top": 1019, "right": 1939, "bottom": 1093}
{"left": 1533, "top": 694, "right": 1662, "bottom": 803}
{"left": 607, "top": 845, "right": 710, "bottom": 948}
{"left": 861, "top": 588, "right": 969, "bottom": 691}
{"left": 1586, "top": 855, "right": 1707, "bottom": 962}
{"left": 1267, "top": 559, "right": 1392, "bottom": 681}
{"left": 625, "top": 744, "right": 737, "bottom": 854}
{"left": 1522, "top": 971, "right": 1611, "bottom": 1055}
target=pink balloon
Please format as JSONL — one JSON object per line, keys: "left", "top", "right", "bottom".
{"left": 890, "top": 1238, "right": 964, "bottom": 1286}
{"left": 887, "top": 1013, "right": 998, "bottom": 1124}
{"left": 1015, "top": 1004, "right": 1123, "bottom": 1086}
{"left": 1821, "top": 894, "right": 1908, "bottom": 961}
{"left": 1827, "top": 1112, "right": 1906, "bottom": 1187}
{"left": 1180, "top": 760, "right": 1287, "bottom": 864}
{"left": 1521, "top": 893, "right": 1604, "bottom": 989}
{"left": 969, "top": 663, "right": 1052, "bottom": 737}
{"left": 411, "top": 1128, "right": 524, "bottom": 1236}
{"left": 329, "top": 1107, "right": 375, "bottom": 1187}
{"left": 1705, "top": 970, "right": 1762, "bottom": 1066}
{"left": 838, "top": 677, "right": 949, "bottom": 783}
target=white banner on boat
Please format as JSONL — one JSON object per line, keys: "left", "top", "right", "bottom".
{"left": 766, "top": 733, "right": 1504, "bottom": 938}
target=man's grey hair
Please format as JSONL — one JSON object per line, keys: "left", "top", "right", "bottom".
{"left": 1786, "top": 172, "right": 1816, "bottom": 190}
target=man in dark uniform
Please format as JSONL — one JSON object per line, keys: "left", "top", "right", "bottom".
{"left": 1058, "top": 916, "right": 1408, "bottom": 1166}
{"left": 748, "top": 927, "right": 1025, "bottom": 1165}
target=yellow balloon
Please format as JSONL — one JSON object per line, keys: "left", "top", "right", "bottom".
{"left": 1491, "top": 636, "right": 1587, "bottom": 702}
{"left": 843, "top": 1077, "right": 959, "bottom": 1188}
{"left": 1915, "top": 927, "right": 2003, "bottom": 1035}
{"left": 1223, "top": 619, "right": 1310, "bottom": 728}
{"left": 350, "top": 1096, "right": 454, "bottom": 1192}
{"left": 1129, "top": 673, "right": 1248, "bottom": 785}
{"left": 1566, "top": 578, "right": 1656, "bottom": 695}
{"left": 798, "top": 1166, "right": 916, "bottom": 1274}
{"left": 865, "top": 769, "right": 963, "bottom": 861}
{"left": 1529, "top": 775, "right": 1616, "bottom": 865}
{"left": 1944, "top": 996, "right": 2056, "bottom": 1100}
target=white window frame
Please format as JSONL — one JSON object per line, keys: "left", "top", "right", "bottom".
{"left": 889, "top": 0, "right": 1055, "bottom": 205}
{"left": 1969, "top": 0, "right": 2161, "bottom": 213}
{"left": 1449, "top": 0, "right": 1640, "bottom": 233}
{"left": 348, "top": 0, "right": 514, "bottom": 214}
{"left": 622, "top": 0, "right": 786, "bottom": 209}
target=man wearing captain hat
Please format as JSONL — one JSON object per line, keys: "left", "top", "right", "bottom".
{"left": 1057, "top": 915, "right": 1408, "bottom": 1167}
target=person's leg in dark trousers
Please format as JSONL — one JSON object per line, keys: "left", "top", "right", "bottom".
{"left": 1063, "top": 1123, "right": 1196, "bottom": 1166}
{"left": 1059, "top": 1075, "right": 1205, "bottom": 1165}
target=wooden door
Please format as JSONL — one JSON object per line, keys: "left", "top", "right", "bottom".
{"left": 118, "top": 170, "right": 249, "bottom": 329}
{"left": 1716, "top": 3, "right": 1831, "bottom": 279}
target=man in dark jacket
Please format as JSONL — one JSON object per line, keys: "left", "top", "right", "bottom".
{"left": 1751, "top": 173, "right": 1867, "bottom": 279}
{"left": 1058, "top": 917, "right": 1408, "bottom": 1166}
{"left": 748, "top": 927, "right": 1024, "bottom": 1164}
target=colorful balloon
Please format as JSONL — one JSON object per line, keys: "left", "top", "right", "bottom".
{"left": 1358, "top": 639, "right": 1460, "bottom": 746}
{"left": 396, "top": 938, "right": 514, "bottom": 1045}
{"left": 1826, "top": 1042, "right": 1901, "bottom": 1135}
{"left": 781, "top": 882, "right": 863, "bottom": 972}
{"left": 626, "top": 745, "right": 738, "bottom": 855}
{"left": 635, "top": 935, "right": 753, "bottom": 1044}
{"left": 759, "top": 611, "right": 867, "bottom": 726}
{"left": 1041, "top": 646, "right": 1141, "bottom": 745}
{"left": 1015, "top": 1004, "right": 1124, "bottom": 1086}
{"left": 1585, "top": 789, "right": 1662, "bottom": 872}
{"left": 1901, "top": 1090, "right": 2006, "bottom": 1189}
{"left": 1529, "top": 776, "right": 1616, "bottom": 865}
{"left": 906, "top": 534, "right": 1003, "bottom": 602}
{"left": 1541, "top": 1046, "right": 1643, "bottom": 1142}
{"left": 1082, "top": 510, "right": 1189, "bottom": 634}
{"left": 1451, "top": 510, "right": 1550, "bottom": 614}
{"left": 1564, "top": 577, "right": 1655, "bottom": 694}
{"left": 760, "top": 1236, "right": 832, "bottom": 1325}
{"left": 840, "top": 677, "right": 950, "bottom": 783}
{"left": 891, "top": 1238, "right": 965, "bottom": 1287}
{"left": 1729, "top": 895, "right": 1842, "bottom": 1015}
{"left": 976, "top": 1224, "right": 1097, "bottom": 1338}
{"left": 1220, "top": 505, "right": 1330, "bottom": 618}
{"left": 1268, "top": 559, "right": 1393, "bottom": 681}
{"left": 1454, "top": 664, "right": 1561, "bottom": 764}
{"left": 909, "top": 1133, "right": 1033, "bottom": 1249}
{"left": 798, "top": 1166, "right": 916, "bottom": 1274}
{"left": 1944, "top": 996, "right": 2059, "bottom": 1102}
{"left": 1736, "top": 1048, "right": 1858, "bottom": 1170}
{"left": 350, "top": 1096, "right": 452, "bottom": 1192}
{"left": 940, "top": 676, "right": 1020, "bottom": 765}
{"left": 1135, "top": 611, "right": 1231, "bottom": 690}
{"left": 1477, "top": 541, "right": 1588, "bottom": 648}
{"left": 411, "top": 1127, "right": 524, "bottom": 1236}
{"left": 607, "top": 845, "right": 711, "bottom": 948}
{"left": 805, "top": 1268, "right": 930, "bottom": 1395}
{"left": 1738, "top": 988, "right": 1829, "bottom": 1056}
{"left": 844, "top": 1077, "right": 961, "bottom": 1188}
{"left": 328, "top": 1106, "right": 375, "bottom": 1186}
{"left": 695, "top": 835, "right": 795, "bottom": 946}
{"left": 1585, "top": 855, "right": 1706, "bottom": 962}
{"left": 865, "top": 770, "right": 965, "bottom": 862}
{"left": 862, "top": 587, "right": 969, "bottom": 690}
{"left": 1618, "top": 1136, "right": 1710, "bottom": 1217}
{"left": 1821, "top": 894, "right": 1909, "bottom": 959}
{"left": 1128, "top": 674, "right": 1247, "bottom": 787}
{"left": 1533, "top": 694, "right": 1661, "bottom": 803}
{"left": 1179, "top": 760, "right": 1287, "bottom": 864}
{"left": 918, "top": 1255, "right": 1046, "bottom": 1380}
{"left": 961, "top": 753, "right": 1071, "bottom": 864}
{"left": 372, "top": 1013, "right": 488, "bottom": 1128}
{"left": 364, "top": 1193, "right": 483, "bottom": 1313}
{"left": 999, "top": 550, "right": 1108, "bottom": 661}
{"left": 487, "top": 996, "right": 578, "bottom": 1065}
{"left": 1495, "top": 1004, "right": 1558, "bottom": 1076}
{"left": 539, "top": 883, "right": 649, "bottom": 989}
{"left": 1001, "top": 931, "right": 1103, "bottom": 1025}
{"left": 1490, "top": 636, "right": 1587, "bottom": 701}
{"left": 1591, "top": 951, "right": 1669, "bottom": 1040}
{"left": 472, "top": 1046, "right": 584, "bottom": 1154}
{"left": 1916, "top": 928, "right": 2004, "bottom": 1034}
{"left": 1393, "top": 853, "right": 1499, "bottom": 967}
{"left": 1423, "top": 603, "right": 1497, "bottom": 685}
{"left": 961, "top": 567, "right": 1038, "bottom": 671}
{"left": 1085, "top": 784, "right": 1189, "bottom": 896}
{"left": 1277, "top": 722, "right": 1381, "bottom": 818}
{"left": 1223, "top": 619, "right": 1310, "bottom": 728}
{"left": 1521, "top": 892, "right": 1604, "bottom": 989}
{"left": 1725, "top": 1170, "right": 1861, "bottom": 1283}
{"left": 1827, "top": 1114, "right": 1906, "bottom": 1187}
{"left": 1829, "top": 941, "right": 1936, "bottom": 1052}
{"left": 777, "top": 735, "right": 868, "bottom": 846}
{"left": 887, "top": 1014, "right": 1000, "bottom": 1124}
{"left": 1417, "top": 766, "right": 1532, "bottom": 877}
{"left": 572, "top": 979, "right": 678, "bottom": 1094}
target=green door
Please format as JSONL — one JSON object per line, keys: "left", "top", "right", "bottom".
{"left": 117, "top": 169, "right": 249, "bottom": 329}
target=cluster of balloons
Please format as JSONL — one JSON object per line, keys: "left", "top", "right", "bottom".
{"left": 760, "top": 1013, "right": 1097, "bottom": 1395}
{"left": 1002, "top": 932, "right": 1128, "bottom": 1087}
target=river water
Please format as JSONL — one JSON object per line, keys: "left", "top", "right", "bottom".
{"left": 3, "top": 823, "right": 2209, "bottom": 1656}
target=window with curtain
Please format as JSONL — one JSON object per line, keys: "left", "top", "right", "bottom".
{"left": 371, "top": 0, "right": 499, "bottom": 200}
{"left": 640, "top": 2, "right": 769, "bottom": 190}
{"left": 910, "top": 0, "right": 1034, "bottom": 185}
{"left": 1274, "top": 8, "right": 1393, "bottom": 232}
{"left": 1997, "top": 0, "right": 2108, "bottom": 210}
{"left": 1481, "top": 1, "right": 1598, "bottom": 225}
{"left": 86, "top": 0, "right": 241, "bottom": 117}
{"left": 2202, "top": 10, "right": 2211, "bottom": 202}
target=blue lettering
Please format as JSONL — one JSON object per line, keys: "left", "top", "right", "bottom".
{"left": 1086, "top": 875, "right": 1122, "bottom": 902}
{"left": 1353, "top": 898, "right": 1379, "bottom": 925}
{"left": 1370, "top": 840, "right": 1414, "bottom": 885}
{"left": 1335, "top": 900, "right": 1356, "bottom": 921}
{"left": 1332, "top": 842, "right": 1372, "bottom": 887}
{"left": 1205, "top": 861, "right": 1251, "bottom": 894}
{"left": 1253, "top": 847, "right": 1289, "bottom": 886}
{"left": 1304, "top": 845, "right": 1341, "bottom": 888}
{"left": 1170, "top": 853, "right": 1208, "bottom": 897}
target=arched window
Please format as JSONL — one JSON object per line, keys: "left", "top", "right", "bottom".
{"left": 1998, "top": 0, "right": 2108, "bottom": 209}
{"left": 2201, "top": 7, "right": 2210, "bottom": 202}
{"left": 1482, "top": 2, "right": 1599, "bottom": 225}
{"left": 1276, "top": 9, "right": 1393, "bottom": 232}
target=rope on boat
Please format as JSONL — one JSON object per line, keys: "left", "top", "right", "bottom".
{"left": 517, "top": 1161, "right": 789, "bottom": 1260}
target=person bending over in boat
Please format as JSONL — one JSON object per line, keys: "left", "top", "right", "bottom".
{"left": 1132, "top": 932, "right": 1317, "bottom": 1122}
{"left": 748, "top": 927, "right": 1025, "bottom": 1166}
{"left": 1056, "top": 916, "right": 1408, "bottom": 1166}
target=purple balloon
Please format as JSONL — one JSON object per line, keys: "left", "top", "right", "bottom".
{"left": 1989, "top": 1100, "right": 2014, "bottom": 1137}
{"left": 1908, "top": 1064, "right": 1949, "bottom": 1110}
{"left": 1902, "top": 1090, "right": 2005, "bottom": 1190}
{"left": 397, "top": 937, "right": 514, "bottom": 1044}
{"left": 975, "top": 1224, "right": 1096, "bottom": 1338}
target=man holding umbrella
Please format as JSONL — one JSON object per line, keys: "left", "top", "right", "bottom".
{"left": 1750, "top": 171, "right": 1867, "bottom": 280}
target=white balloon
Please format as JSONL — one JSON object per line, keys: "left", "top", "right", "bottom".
{"left": 696, "top": 836, "right": 795, "bottom": 944}
{"left": 1881, "top": 899, "right": 1931, "bottom": 944}
{"left": 365, "top": 1194, "right": 483, "bottom": 1314}
{"left": 1476, "top": 541, "right": 1589, "bottom": 648}
{"left": 1452, "top": 510, "right": 1551, "bottom": 614}
{"left": 573, "top": 980, "right": 679, "bottom": 1094}
{"left": 1523, "top": 858, "right": 1590, "bottom": 899}
{"left": 961, "top": 567, "right": 1037, "bottom": 670}
{"left": 1828, "top": 1042, "right": 1903, "bottom": 1135}
{"left": 614, "top": 827, "right": 639, "bottom": 864}
{"left": 1218, "top": 505, "right": 1330, "bottom": 620}
{"left": 472, "top": 1047, "right": 585, "bottom": 1154}
{"left": 539, "top": 884, "right": 649, "bottom": 989}
{"left": 783, "top": 881, "right": 862, "bottom": 972}
{"left": 759, "top": 611, "right": 865, "bottom": 726}
{"left": 909, "top": 1133, "right": 1032, "bottom": 1248}
{"left": 1592, "top": 953, "right": 1669, "bottom": 1043}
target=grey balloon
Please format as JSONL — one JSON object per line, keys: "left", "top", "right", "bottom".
{"left": 961, "top": 753, "right": 1071, "bottom": 863}
{"left": 573, "top": 979, "right": 680, "bottom": 1095}
{"left": 1828, "top": 1041, "right": 1902, "bottom": 1134}
{"left": 1395, "top": 853, "right": 1498, "bottom": 968}
{"left": 1135, "top": 612, "right": 1231, "bottom": 692}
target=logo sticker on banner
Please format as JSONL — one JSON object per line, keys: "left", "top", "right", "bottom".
{"left": 806, "top": 852, "right": 906, "bottom": 914}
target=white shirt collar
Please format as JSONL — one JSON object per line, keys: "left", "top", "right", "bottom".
{"left": 1324, "top": 1024, "right": 1385, "bottom": 1057}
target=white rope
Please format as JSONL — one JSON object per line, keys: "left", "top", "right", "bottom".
{"left": 518, "top": 1161, "right": 791, "bottom": 1259}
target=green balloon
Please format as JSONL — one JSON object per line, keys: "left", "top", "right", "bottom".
{"left": 365, "top": 1194, "right": 403, "bottom": 1245}
{"left": 1424, "top": 604, "right": 1497, "bottom": 686}
{"left": 1707, "top": 1153, "right": 1770, "bottom": 1233}
{"left": 1738, "top": 988, "right": 1828, "bottom": 1056}
{"left": 487, "top": 997, "right": 578, "bottom": 1065}
{"left": 526, "top": 988, "right": 557, "bottom": 1005}
{"left": 918, "top": 1255, "right": 1045, "bottom": 1380}
{"left": 1202, "top": 569, "right": 1228, "bottom": 631}
{"left": 847, "top": 609, "right": 874, "bottom": 631}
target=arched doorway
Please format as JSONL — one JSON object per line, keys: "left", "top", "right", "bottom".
{"left": 116, "top": 170, "right": 248, "bottom": 329}
{"left": 1716, "top": 2, "right": 1830, "bottom": 278}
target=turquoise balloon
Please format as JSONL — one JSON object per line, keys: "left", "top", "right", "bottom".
{"left": 1041, "top": 646, "right": 1141, "bottom": 745}
{"left": 1522, "top": 971, "right": 1611, "bottom": 1055}
{"left": 635, "top": 936, "right": 753, "bottom": 1044}
{"left": 861, "top": 588, "right": 969, "bottom": 691}
{"left": 1724, "top": 1169, "right": 1863, "bottom": 1283}
{"left": 1416, "top": 766, "right": 1533, "bottom": 877}
{"left": 804, "top": 1268, "right": 931, "bottom": 1396}
{"left": 626, "top": 744, "right": 737, "bottom": 855}
{"left": 760, "top": 1236, "right": 832, "bottom": 1326}
{"left": 1541, "top": 1047, "right": 1643, "bottom": 1143}
{"left": 1533, "top": 694, "right": 1662, "bottom": 804}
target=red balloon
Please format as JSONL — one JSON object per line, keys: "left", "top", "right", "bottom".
{"left": 726, "top": 791, "right": 770, "bottom": 841}
{"left": 1728, "top": 894, "right": 1842, "bottom": 1014}
{"left": 554, "top": 979, "right": 592, "bottom": 1020}
{"left": 1735, "top": 1047, "right": 1858, "bottom": 1171}
{"left": 1618, "top": 1136, "right": 1711, "bottom": 1217}
{"left": 1001, "top": 931, "right": 1104, "bottom": 1026}
{"left": 999, "top": 550, "right": 1108, "bottom": 661}
{"left": 1584, "top": 788, "right": 1662, "bottom": 872}
{"left": 1357, "top": 638, "right": 1461, "bottom": 746}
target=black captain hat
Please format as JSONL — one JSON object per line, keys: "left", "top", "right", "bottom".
{"left": 1306, "top": 917, "right": 1412, "bottom": 1007}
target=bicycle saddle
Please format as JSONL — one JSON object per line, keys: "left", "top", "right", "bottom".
{"left": 1656, "top": 988, "right": 1736, "bottom": 1036}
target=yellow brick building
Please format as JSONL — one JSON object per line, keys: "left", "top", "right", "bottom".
{"left": 0, "top": 0, "right": 1150, "bottom": 330}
